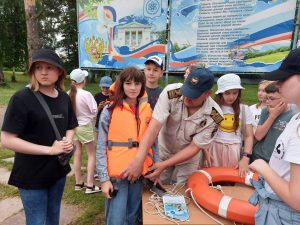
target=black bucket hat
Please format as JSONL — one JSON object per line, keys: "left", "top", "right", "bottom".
{"left": 28, "top": 49, "right": 64, "bottom": 73}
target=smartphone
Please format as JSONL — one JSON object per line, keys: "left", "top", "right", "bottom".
{"left": 109, "top": 187, "right": 118, "bottom": 198}
{"left": 142, "top": 178, "right": 167, "bottom": 197}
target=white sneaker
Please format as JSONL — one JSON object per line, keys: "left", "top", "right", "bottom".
{"left": 85, "top": 185, "right": 101, "bottom": 194}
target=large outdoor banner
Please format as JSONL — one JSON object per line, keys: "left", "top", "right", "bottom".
{"left": 78, "top": 0, "right": 168, "bottom": 69}
{"left": 78, "top": 0, "right": 298, "bottom": 73}
{"left": 169, "top": 0, "right": 298, "bottom": 72}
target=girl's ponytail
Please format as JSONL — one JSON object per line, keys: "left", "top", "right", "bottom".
{"left": 69, "top": 80, "right": 77, "bottom": 114}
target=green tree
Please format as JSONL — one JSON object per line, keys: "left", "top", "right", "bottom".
{"left": 1, "top": 0, "right": 27, "bottom": 82}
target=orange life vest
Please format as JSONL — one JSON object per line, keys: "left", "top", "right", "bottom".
{"left": 107, "top": 98, "right": 153, "bottom": 178}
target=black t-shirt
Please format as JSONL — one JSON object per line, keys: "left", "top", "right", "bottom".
{"left": 1, "top": 88, "right": 78, "bottom": 189}
{"left": 146, "top": 86, "right": 163, "bottom": 110}
{"left": 94, "top": 92, "right": 109, "bottom": 129}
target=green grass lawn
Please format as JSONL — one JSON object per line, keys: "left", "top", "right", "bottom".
{"left": 0, "top": 72, "right": 258, "bottom": 106}
{"left": 245, "top": 51, "right": 289, "bottom": 64}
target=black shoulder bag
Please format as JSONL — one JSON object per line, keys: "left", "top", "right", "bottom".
{"left": 32, "top": 90, "right": 76, "bottom": 166}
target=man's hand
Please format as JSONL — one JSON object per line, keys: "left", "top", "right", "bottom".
{"left": 145, "top": 162, "right": 167, "bottom": 181}
{"left": 120, "top": 157, "right": 144, "bottom": 182}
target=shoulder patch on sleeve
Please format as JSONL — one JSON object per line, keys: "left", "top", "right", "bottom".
{"left": 167, "top": 88, "right": 182, "bottom": 99}
{"left": 210, "top": 107, "right": 223, "bottom": 124}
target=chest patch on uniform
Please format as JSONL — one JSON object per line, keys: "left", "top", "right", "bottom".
{"left": 199, "top": 119, "right": 207, "bottom": 128}
{"left": 167, "top": 88, "right": 182, "bottom": 99}
{"left": 210, "top": 107, "right": 223, "bottom": 124}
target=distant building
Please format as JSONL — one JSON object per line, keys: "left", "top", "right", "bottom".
{"left": 116, "top": 21, "right": 153, "bottom": 50}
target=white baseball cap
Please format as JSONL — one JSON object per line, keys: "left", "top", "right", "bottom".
{"left": 70, "top": 69, "right": 89, "bottom": 83}
{"left": 145, "top": 55, "right": 163, "bottom": 69}
{"left": 215, "top": 73, "right": 244, "bottom": 94}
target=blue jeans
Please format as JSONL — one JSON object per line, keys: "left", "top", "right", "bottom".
{"left": 105, "top": 178, "right": 142, "bottom": 225}
{"left": 249, "top": 177, "right": 300, "bottom": 225}
{"left": 19, "top": 176, "right": 66, "bottom": 225}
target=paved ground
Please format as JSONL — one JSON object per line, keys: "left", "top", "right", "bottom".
{"left": 0, "top": 106, "right": 81, "bottom": 225}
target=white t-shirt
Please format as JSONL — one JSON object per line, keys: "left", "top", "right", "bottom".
{"left": 265, "top": 113, "right": 300, "bottom": 194}
{"left": 249, "top": 104, "right": 262, "bottom": 127}
{"left": 214, "top": 104, "right": 253, "bottom": 144}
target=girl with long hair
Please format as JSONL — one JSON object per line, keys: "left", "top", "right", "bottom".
{"left": 69, "top": 68, "right": 100, "bottom": 194}
{"left": 1, "top": 49, "right": 78, "bottom": 225}
{"left": 96, "top": 67, "right": 153, "bottom": 225}
{"left": 205, "top": 73, "right": 254, "bottom": 176}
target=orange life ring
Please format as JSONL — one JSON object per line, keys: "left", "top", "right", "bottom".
{"left": 187, "top": 167, "right": 259, "bottom": 225}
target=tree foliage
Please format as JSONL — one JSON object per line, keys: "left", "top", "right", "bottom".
{"left": 0, "top": 0, "right": 27, "bottom": 70}
{"left": 36, "top": 0, "right": 78, "bottom": 72}
{"left": 1, "top": 0, "right": 80, "bottom": 74}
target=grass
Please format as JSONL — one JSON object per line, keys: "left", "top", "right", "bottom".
{"left": 0, "top": 72, "right": 259, "bottom": 224}
{"left": 0, "top": 72, "right": 258, "bottom": 106}
{"left": 0, "top": 72, "right": 30, "bottom": 106}
{"left": 245, "top": 51, "right": 289, "bottom": 64}
{"left": 63, "top": 176, "right": 105, "bottom": 225}
{"left": 0, "top": 144, "right": 104, "bottom": 224}
{"left": 0, "top": 184, "right": 19, "bottom": 200}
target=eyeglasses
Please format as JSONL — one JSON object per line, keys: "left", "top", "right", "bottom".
{"left": 266, "top": 97, "right": 281, "bottom": 101}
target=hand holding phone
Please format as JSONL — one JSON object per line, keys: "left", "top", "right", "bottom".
{"left": 109, "top": 187, "right": 118, "bottom": 198}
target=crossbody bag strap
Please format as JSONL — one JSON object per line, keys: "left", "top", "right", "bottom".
{"left": 32, "top": 90, "right": 62, "bottom": 141}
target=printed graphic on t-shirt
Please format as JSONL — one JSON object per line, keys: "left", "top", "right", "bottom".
{"left": 273, "top": 140, "right": 285, "bottom": 160}
{"left": 272, "top": 120, "right": 289, "bottom": 132}
{"left": 52, "top": 114, "right": 64, "bottom": 119}
{"left": 219, "top": 114, "right": 240, "bottom": 132}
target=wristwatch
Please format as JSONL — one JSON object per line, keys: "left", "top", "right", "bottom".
{"left": 242, "top": 152, "right": 252, "bottom": 158}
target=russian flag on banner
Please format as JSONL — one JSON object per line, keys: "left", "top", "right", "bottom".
{"left": 143, "top": 0, "right": 162, "bottom": 18}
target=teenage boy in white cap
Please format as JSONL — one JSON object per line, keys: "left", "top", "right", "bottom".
{"left": 120, "top": 68, "right": 224, "bottom": 184}
{"left": 144, "top": 56, "right": 164, "bottom": 110}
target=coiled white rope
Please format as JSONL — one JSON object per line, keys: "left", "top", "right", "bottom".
{"left": 143, "top": 182, "right": 238, "bottom": 225}
{"left": 143, "top": 183, "right": 190, "bottom": 225}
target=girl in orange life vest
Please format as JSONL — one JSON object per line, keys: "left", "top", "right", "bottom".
{"left": 96, "top": 67, "right": 153, "bottom": 225}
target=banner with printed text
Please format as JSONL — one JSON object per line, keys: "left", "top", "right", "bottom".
{"left": 169, "top": 0, "right": 298, "bottom": 72}
{"left": 78, "top": 0, "right": 168, "bottom": 69}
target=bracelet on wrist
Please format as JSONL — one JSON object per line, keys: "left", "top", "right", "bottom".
{"left": 242, "top": 152, "right": 252, "bottom": 158}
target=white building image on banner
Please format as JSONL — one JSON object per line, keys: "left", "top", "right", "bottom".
{"left": 115, "top": 21, "right": 153, "bottom": 50}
